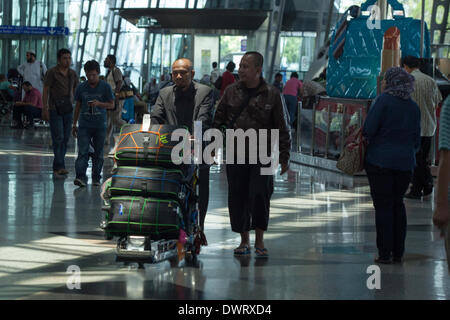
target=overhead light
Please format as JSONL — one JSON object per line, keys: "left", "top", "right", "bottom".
{"left": 137, "top": 17, "right": 160, "bottom": 28}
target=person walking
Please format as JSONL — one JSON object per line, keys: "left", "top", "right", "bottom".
{"left": 273, "top": 72, "right": 284, "bottom": 92}
{"left": 433, "top": 95, "right": 450, "bottom": 272}
{"left": 220, "top": 61, "right": 236, "bottom": 97}
{"left": 402, "top": 56, "right": 443, "bottom": 199}
{"left": 104, "top": 54, "right": 126, "bottom": 146}
{"left": 213, "top": 51, "right": 291, "bottom": 258}
{"left": 151, "top": 58, "right": 214, "bottom": 244}
{"left": 42, "top": 48, "right": 79, "bottom": 176}
{"left": 72, "top": 60, "right": 115, "bottom": 187}
{"left": 363, "top": 67, "right": 421, "bottom": 264}
{"left": 282, "top": 72, "right": 302, "bottom": 127}
{"left": 18, "top": 50, "right": 47, "bottom": 97}
{"left": 210, "top": 61, "right": 220, "bottom": 85}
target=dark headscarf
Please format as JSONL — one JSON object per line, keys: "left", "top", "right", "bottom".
{"left": 383, "top": 67, "right": 415, "bottom": 100}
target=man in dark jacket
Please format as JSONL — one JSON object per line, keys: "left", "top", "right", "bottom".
{"left": 213, "top": 51, "right": 291, "bottom": 258}
{"left": 151, "top": 58, "right": 214, "bottom": 244}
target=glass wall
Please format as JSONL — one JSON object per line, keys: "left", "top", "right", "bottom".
{"left": 0, "top": 0, "right": 67, "bottom": 75}
{"left": 279, "top": 32, "right": 316, "bottom": 81}
{"left": 219, "top": 35, "right": 246, "bottom": 71}
{"left": 194, "top": 35, "right": 219, "bottom": 79}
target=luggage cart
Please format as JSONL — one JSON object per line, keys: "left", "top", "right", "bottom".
{"left": 101, "top": 164, "right": 202, "bottom": 266}
{"left": 100, "top": 118, "right": 203, "bottom": 266}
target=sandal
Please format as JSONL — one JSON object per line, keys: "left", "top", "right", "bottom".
{"left": 234, "top": 245, "right": 250, "bottom": 256}
{"left": 255, "top": 247, "right": 269, "bottom": 258}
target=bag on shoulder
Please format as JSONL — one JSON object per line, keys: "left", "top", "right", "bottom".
{"left": 53, "top": 72, "right": 73, "bottom": 115}
{"left": 110, "top": 68, "right": 133, "bottom": 100}
{"left": 214, "top": 76, "right": 223, "bottom": 90}
{"left": 336, "top": 127, "right": 366, "bottom": 175}
{"left": 54, "top": 96, "right": 73, "bottom": 115}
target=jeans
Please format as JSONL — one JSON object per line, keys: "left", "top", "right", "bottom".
{"left": 49, "top": 110, "right": 72, "bottom": 171}
{"left": 25, "top": 105, "right": 41, "bottom": 123}
{"left": 283, "top": 94, "right": 297, "bottom": 127}
{"left": 75, "top": 126, "right": 107, "bottom": 183}
{"left": 365, "top": 161, "right": 412, "bottom": 259}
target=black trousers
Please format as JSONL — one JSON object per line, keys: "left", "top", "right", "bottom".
{"left": 13, "top": 104, "right": 41, "bottom": 125}
{"left": 365, "top": 162, "right": 412, "bottom": 259}
{"left": 411, "top": 136, "right": 433, "bottom": 193}
{"left": 226, "top": 164, "right": 274, "bottom": 233}
{"left": 198, "top": 164, "right": 210, "bottom": 229}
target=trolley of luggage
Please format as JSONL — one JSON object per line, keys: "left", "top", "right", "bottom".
{"left": 100, "top": 116, "right": 203, "bottom": 264}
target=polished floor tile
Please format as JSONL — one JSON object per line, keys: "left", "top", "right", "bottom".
{"left": 0, "top": 126, "right": 448, "bottom": 300}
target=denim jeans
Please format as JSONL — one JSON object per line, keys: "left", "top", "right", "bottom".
{"left": 49, "top": 110, "right": 72, "bottom": 171}
{"left": 75, "top": 126, "right": 106, "bottom": 183}
{"left": 283, "top": 94, "right": 297, "bottom": 127}
{"left": 13, "top": 104, "right": 42, "bottom": 125}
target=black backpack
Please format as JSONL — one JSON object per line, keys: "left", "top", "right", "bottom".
{"left": 214, "top": 76, "right": 223, "bottom": 90}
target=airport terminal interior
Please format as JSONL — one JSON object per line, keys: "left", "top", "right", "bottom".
{"left": 0, "top": 0, "right": 449, "bottom": 300}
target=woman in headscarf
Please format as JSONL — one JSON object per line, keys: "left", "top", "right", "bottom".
{"left": 363, "top": 67, "right": 421, "bottom": 264}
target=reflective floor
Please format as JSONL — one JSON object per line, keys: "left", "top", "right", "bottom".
{"left": 0, "top": 125, "right": 448, "bottom": 300}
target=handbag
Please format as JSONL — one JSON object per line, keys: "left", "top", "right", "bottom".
{"left": 53, "top": 72, "right": 73, "bottom": 115}
{"left": 327, "top": 0, "right": 431, "bottom": 99}
{"left": 336, "top": 127, "right": 366, "bottom": 175}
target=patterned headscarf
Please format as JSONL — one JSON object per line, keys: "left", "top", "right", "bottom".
{"left": 383, "top": 67, "right": 415, "bottom": 100}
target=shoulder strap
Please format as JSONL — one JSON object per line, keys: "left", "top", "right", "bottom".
{"left": 67, "top": 70, "right": 72, "bottom": 96}
{"left": 111, "top": 68, "right": 117, "bottom": 83}
{"left": 228, "top": 82, "right": 263, "bottom": 129}
{"left": 228, "top": 95, "right": 251, "bottom": 129}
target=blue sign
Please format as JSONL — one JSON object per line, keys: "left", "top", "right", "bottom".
{"left": 0, "top": 25, "right": 69, "bottom": 36}
{"left": 241, "top": 39, "right": 247, "bottom": 52}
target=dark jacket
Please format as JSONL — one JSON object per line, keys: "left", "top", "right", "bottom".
{"left": 213, "top": 79, "right": 291, "bottom": 165}
{"left": 363, "top": 93, "right": 421, "bottom": 171}
{"left": 150, "top": 81, "right": 213, "bottom": 131}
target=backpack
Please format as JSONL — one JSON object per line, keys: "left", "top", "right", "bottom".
{"left": 108, "top": 68, "right": 133, "bottom": 100}
{"left": 214, "top": 76, "right": 223, "bottom": 90}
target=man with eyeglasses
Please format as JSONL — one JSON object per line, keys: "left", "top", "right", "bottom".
{"left": 151, "top": 58, "right": 214, "bottom": 245}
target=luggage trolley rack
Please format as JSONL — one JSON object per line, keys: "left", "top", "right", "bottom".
{"left": 100, "top": 115, "right": 203, "bottom": 265}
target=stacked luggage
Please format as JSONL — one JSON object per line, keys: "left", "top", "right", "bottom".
{"left": 101, "top": 120, "right": 199, "bottom": 261}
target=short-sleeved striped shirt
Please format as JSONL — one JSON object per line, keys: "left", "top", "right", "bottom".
{"left": 410, "top": 69, "right": 443, "bottom": 137}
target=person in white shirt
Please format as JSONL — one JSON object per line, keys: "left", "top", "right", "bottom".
{"left": 210, "top": 61, "right": 220, "bottom": 85}
{"left": 402, "top": 56, "right": 443, "bottom": 199}
{"left": 17, "top": 50, "right": 47, "bottom": 97}
{"left": 104, "top": 54, "right": 126, "bottom": 147}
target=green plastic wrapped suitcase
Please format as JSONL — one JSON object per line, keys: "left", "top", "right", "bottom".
{"left": 108, "top": 166, "right": 190, "bottom": 201}
{"left": 103, "top": 196, "right": 183, "bottom": 239}
{"left": 114, "top": 124, "right": 189, "bottom": 168}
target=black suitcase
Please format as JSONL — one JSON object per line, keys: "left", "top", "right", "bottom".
{"left": 104, "top": 196, "right": 184, "bottom": 239}
{"left": 114, "top": 124, "right": 190, "bottom": 167}
{"left": 108, "top": 166, "right": 191, "bottom": 201}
